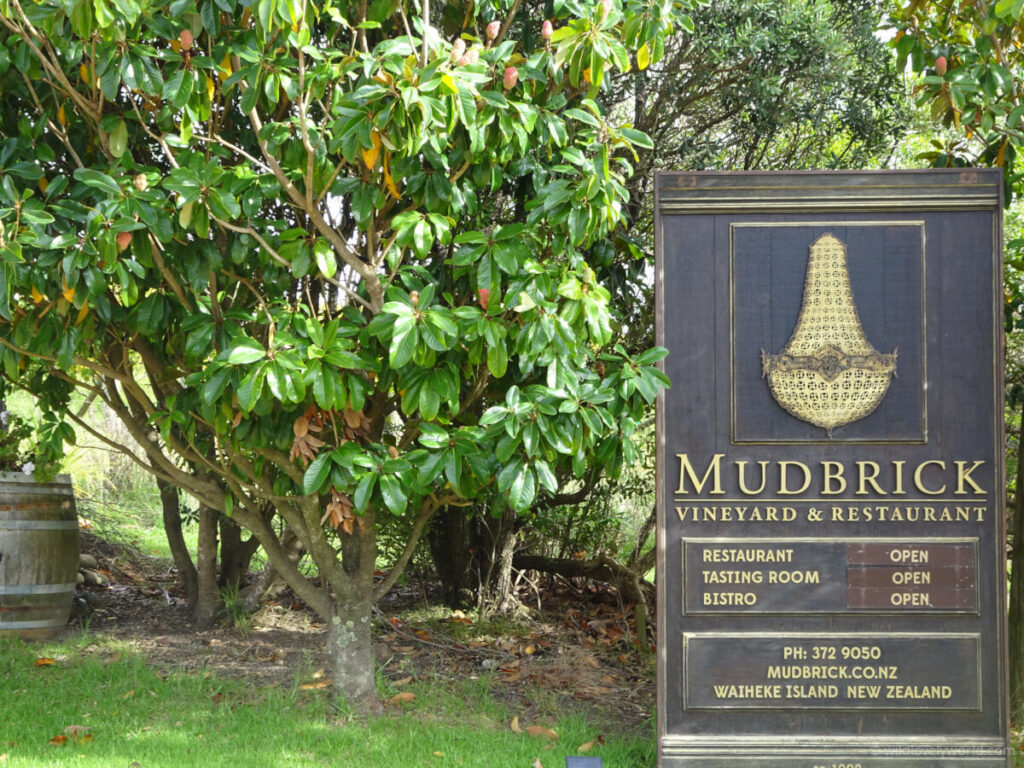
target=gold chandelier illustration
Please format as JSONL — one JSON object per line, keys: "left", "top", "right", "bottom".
{"left": 761, "top": 233, "right": 897, "bottom": 437}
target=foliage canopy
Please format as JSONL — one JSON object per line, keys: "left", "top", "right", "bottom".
{"left": 0, "top": 0, "right": 686, "bottom": 707}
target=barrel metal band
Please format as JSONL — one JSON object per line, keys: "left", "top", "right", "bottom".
{"left": 0, "top": 520, "right": 78, "bottom": 530}
{"left": 0, "top": 583, "right": 77, "bottom": 595}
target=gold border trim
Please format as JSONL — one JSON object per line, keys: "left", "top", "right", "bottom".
{"left": 729, "top": 221, "right": 927, "bottom": 444}
{"left": 680, "top": 536, "right": 980, "bottom": 616}
{"left": 681, "top": 630, "right": 982, "bottom": 712}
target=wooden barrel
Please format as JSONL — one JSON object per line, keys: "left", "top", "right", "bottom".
{"left": 0, "top": 474, "right": 79, "bottom": 639}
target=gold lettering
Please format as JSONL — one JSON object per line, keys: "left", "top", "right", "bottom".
{"left": 821, "top": 461, "right": 846, "bottom": 495}
{"left": 955, "top": 460, "right": 986, "bottom": 495}
{"left": 856, "top": 461, "right": 884, "bottom": 495}
{"left": 676, "top": 453, "right": 724, "bottom": 495}
{"left": 914, "top": 460, "right": 946, "bottom": 495}
{"left": 778, "top": 461, "right": 811, "bottom": 495}
{"left": 892, "top": 460, "right": 906, "bottom": 495}
{"left": 737, "top": 460, "right": 769, "bottom": 495}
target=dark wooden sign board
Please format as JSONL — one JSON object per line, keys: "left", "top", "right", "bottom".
{"left": 654, "top": 170, "right": 1009, "bottom": 767}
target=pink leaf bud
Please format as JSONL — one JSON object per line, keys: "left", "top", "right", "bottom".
{"left": 486, "top": 20, "right": 501, "bottom": 41}
{"left": 451, "top": 38, "right": 466, "bottom": 61}
{"left": 503, "top": 66, "right": 518, "bottom": 90}
{"left": 541, "top": 20, "right": 553, "bottom": 40}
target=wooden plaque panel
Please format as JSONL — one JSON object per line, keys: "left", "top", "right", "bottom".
{"left": 655, "top": 170, "right": 1009, "bottom": 767}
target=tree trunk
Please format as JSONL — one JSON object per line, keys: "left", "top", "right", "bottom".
{"left": 331, "top": 522, "right": 381, "bottom": 714}
{"left": 194, "top": 504, "right": 220, "bottom": 628}
{"left": 1009, "top": 397, "right": 1024, "bottom": 721}
{"left": 328, "top": 592, "right": 380, "bottom": 714}
{"left": 240, "top": 529, "right": 301, "bottom": 614}
{"left": 158, "top": 478, "right": 198, "bottom": 608}
{"left": 514, "top": 552, "right": 654, "bottom": 653}
{"left": 477, "top": 509, "right": 520, "bottom": 616}
{"left": 218, "top": 515, "right": 260, "bottom": 589}
{"left": 427, "top": 505, "right": 479, "bottom": 608}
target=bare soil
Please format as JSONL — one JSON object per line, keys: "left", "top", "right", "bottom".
{"left": 70, "top": 531, "right": 656, "bottom": 734}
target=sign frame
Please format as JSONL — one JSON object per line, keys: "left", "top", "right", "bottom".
{"left": 654, "top": 169, "right": 1009, "bottom": 767}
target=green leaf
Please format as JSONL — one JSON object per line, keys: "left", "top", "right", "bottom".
{"left": 109, "top": 119, "right": 128, "bottom": 157}
{"left": 201, "top": 367, "right": 232, "bottom": 404}
{"left": 314, "top": 239, "right": 337, "bottom": 278}
{"left": 353, "top": 472, "right": 376, "bottom": 512}
{"left": 508, "top": 463, "right": 535, "bottom": 511}
{"left": 563, "top": 108, "right": 600, "bottom": 127}
{"left": 379, "top": 474, "right": 408, "bottom": 515}
{"left": 73, "top": 168, "right": 121, "bottom": 196}
{"left": 619, "top": 127, "right": 653, "bottom": 150}
{"left": 303, "top": 452, "right": 331, "bottom": 495}
{"left": 227, "top": 338, "right": 266, "bottom": 364}
{"left": 487, "top": 343, "right": 508, "bottom": 378}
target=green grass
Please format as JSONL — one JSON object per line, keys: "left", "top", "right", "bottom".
{"left": 0, "top": 635, "right": 655, "bottom": 767}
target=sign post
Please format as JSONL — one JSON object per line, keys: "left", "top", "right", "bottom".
{"left": 655, "top": 170, "right": 1009, "bottom": 767}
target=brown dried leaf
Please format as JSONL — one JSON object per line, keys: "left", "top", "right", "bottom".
{"left": 531, "top": 758, "right": 544, "bottom": 768}
{"left": 48, "top": 735, "right": 67, "bottom": 746}
{"left": 343, "top": 408, "right": 363, "bottom": 429}
{"left": 34, "top": 658, "right": 55, "bottom": 667}
{"left": 525, "top": 726, "right": 557, "bottom": 740}
{"left": 577, "top": 740, "right": 595, "bottom": 753}
{"left": 392, "top": 676, "right": 413, "bottom": 687}
{"left": 388, "top": 691, "right": 415, "bottom": 705}
{"left": 510, "top": 716, "right": 521, "bottom": 733}
{"left": 298, "top": 680, "right": 331, "bottom": 690}
{"left": 293, "top": 416, "right": 309, "bottom": 437}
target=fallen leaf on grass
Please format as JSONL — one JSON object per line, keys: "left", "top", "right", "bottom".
{"left": 104, "top": 652, "right": 122, "bottom": 665}
{"left": 35, "top": 658, "right": 55, "bottom": 667}
{"left": 525, "top": 726, "right": 557, "bottom": 740}
{"left": 578, "top": 740, "right": 595, "bottom": 752}
{"left": 432, "top": 751, "right": 443, "bottom": 757}
{"left": 49, "top": 735, "right": 67, "bottom": 746}
{"left": 64, "top": 726, "right": 90, "bottom": 739}
{"left": 0, "top": 753, "right": 7, "bottom": 761}
{"left": 392, "top": 676, "right": 413, "bottom": 687}
{"left": 298, "top": 680, "right": 331, "bottom": 690}
{"left": 532, "top": 758, "right": 544, "bottom": 768}
{"left": 510, "top": 716, "right": 521, "bottom": 733}
{"left": 122, "top": 690, "right": 135, "bottom": 700}
{"left": 388, "top": 692, "right": 415, "bottom": 705}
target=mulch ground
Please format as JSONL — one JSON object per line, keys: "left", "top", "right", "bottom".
{"left": 69, "top": 531, "right": 656, "bottom": 733}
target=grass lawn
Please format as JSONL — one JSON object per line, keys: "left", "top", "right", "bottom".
{"left": 0, "top": 634, "right": 654, "bottom": 767}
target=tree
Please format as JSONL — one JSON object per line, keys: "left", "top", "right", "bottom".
{"left": 888, "top": 0, "right": 1024, "bottom": 196}
{"left": 0, "top": 0, "right": 682, "bottom": 711}
{"left": 425, "top": 0, "right": 912, "bottom": 613}
{"left": 889, "top": 0, "right": 1024, "bottom": 719}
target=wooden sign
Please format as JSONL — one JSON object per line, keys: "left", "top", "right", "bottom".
{"left": 655, "top": 170, "right": 1009, "bottom": 767}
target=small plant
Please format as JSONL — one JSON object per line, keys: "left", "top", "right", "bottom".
{"left": 219, "top": 583, "right": 251, "bottom": 637}
{"left": 0, "top": 394, "right": 65, "bottom": 481}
